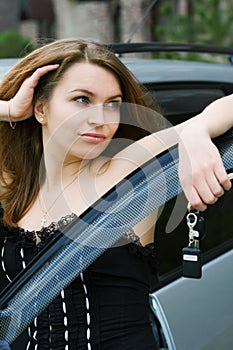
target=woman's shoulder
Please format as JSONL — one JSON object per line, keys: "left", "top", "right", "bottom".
{"left": 89, "top": 156, "right": 111, "bottom": 174}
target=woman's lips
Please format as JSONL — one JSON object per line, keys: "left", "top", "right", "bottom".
{"left": 80, "top": 133, "right": 106, "bottom": 143}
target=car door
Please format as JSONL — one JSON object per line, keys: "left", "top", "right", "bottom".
{"left": 151, "top": 245, "right": 233, "bottom": 350}
{"left": 148, "top": 82, "right": 233, "bottom": 349}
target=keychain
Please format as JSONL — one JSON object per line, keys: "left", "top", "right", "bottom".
{"left": 182, "top": 172, "right": 232, "bottom": 278}
{"left": 182, "top": 210, "right": 206, "bottom": 279}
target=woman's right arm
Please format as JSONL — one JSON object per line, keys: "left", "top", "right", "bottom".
{"left": 0, "top": 65, "right": 59, "bottom": 123}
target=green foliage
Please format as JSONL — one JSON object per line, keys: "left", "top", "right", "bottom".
{"left": 155, "top": 0, "right": 233, "bottom": 61}
{"left": 0, "top": 30, "right": 35, "bottom": 58}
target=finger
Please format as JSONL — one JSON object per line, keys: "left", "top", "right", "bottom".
{"left": 204, "top": 171, "right": 225, "bottom": 199}
{"left": 214, "top": 166, "right": 232, "bottom": 191}
{"left": 25, "top": 64, "right": 59, "bottom": 89}
{"left": 188, "top": 188, "right": 207, "bottom": 212}
{"left": 197, "top": 173, "right": 222, "bottom": 204}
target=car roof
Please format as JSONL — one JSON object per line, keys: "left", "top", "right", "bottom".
{"left": 121, "top": 58, "right": 233, "bottom": 84}
{"left": 1, "top": 42, "right": 233, "bottom": 87}
{"left": 111, "top": 42, "right": 233, "bottom": 85}
{"left": 1, "top": 42, "right": 233, "bottom": 86}
{"left": 0, "top": 58, "right": 19, "bottom": 81}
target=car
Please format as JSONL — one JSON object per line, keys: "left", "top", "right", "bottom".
{"left": 110, "top": 42, "right": 233, "bottom": 350}
{"left": 0, "top": 58, "right": 19, "bottom": 82}
{"left": 0, "top": 42, "right": 233, "bottom": 349}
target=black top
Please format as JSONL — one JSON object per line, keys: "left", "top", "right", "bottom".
{"left": 0, "top": 215, "right": 158, "bottom": 350}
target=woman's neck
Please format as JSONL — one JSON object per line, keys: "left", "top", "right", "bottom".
{"left": 42, "top": 150, "right": 89, "bottom": 189}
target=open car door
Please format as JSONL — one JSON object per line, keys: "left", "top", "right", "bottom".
{"left": 0, "top": 129, "right": 233, "bottom": 348}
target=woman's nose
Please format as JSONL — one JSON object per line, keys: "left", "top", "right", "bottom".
{"left": 87, "top": 104, "right": 105, "bottom": 125}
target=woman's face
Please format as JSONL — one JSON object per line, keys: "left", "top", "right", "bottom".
{"left": 36, "top": 62, "right": 122, "bottom": 163}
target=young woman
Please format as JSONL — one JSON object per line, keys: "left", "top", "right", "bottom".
{"left": 0, "top": 38, "right": 232, "bottom": 350}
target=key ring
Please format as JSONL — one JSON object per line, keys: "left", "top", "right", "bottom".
{"left": 186, "top": 212, "right": 198, "bottom": 229}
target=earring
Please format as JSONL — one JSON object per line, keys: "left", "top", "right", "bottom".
{"left": 39, "top": 117, "right": 44, "bottom": 123}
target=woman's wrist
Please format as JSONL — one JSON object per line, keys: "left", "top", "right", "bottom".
{"left": 196, "top": 112, "right": 232, "bottom": 139}
{"left": 196, "top": 94, "right": 233, "bottom": 138}
{"left": 180, "top": 117, "right": 209, "bottom": 144}
{"left": 7, "top": 99, "right": 16, "bottom": 129}
{"left": 0, "top": 100, "right": 16, "bottom": 128}
{"left": 0, "top": 100, "right": 9, "bottom": 122}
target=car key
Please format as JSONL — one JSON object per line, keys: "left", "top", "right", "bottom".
{"left": 182, "top": 245, "right": 202, "bottom": 278}
{"left": 193, "top": 210, "right": 206, "bottom": 240}
{"left": 182, "top": 211, "right": 203, "bottom": 279}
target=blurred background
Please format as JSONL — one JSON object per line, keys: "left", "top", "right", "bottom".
{"left": 0, "top": 0, "right": 232, "bottom": 58}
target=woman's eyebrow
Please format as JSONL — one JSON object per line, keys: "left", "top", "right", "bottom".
{"left": 68, "top": 89, "right": 123, "bottom": 99}
{"left": 108, "top": 94, "right": 123, "bottom": 100}
{"left": 68, "top": 88, "right": 93, "bottom": 95}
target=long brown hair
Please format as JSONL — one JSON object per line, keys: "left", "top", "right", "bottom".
{"left": 0, "top": 38, "right": 162, "bottom": 227}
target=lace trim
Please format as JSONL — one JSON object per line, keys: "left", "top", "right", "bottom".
{"left": 4, "top": 213, "right": 77, "bottom": 243}
{"left": 4, "top": 213, "right": 142, "bottom": 246}
{"left": 124, "top": 228, "right": 142, "bottom": 246}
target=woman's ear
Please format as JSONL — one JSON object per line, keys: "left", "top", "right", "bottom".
{"left": 34, "top": 100, "right": 47, "bottom": 124}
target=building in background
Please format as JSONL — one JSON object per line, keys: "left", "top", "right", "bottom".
{"left": 0, "top": 0, "right": 160, "bottom": 43}
{"left": 0, "top": 0, "right": 232, "bottom": 45}
{"left": 0, "top": 0, "right": 19, "bottom": 33}
{"left": 22, "top": 0, "right": 55, "bottom": 39}
{"left": 0, "top": 0, "right": 54, "bottom": 40}
{"left": 52, "top": 0, "right": 155, "bottom": 43}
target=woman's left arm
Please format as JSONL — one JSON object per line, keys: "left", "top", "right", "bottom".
{"left": 95, "top": 94, "right": 233, "bottom": 214}
{"left": 177, "top": 94, "right": 233, "bottom": 211}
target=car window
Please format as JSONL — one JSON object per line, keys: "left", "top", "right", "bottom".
{"left": 151, "top": 87, "right": 224, "bottom": 121}
{"left": 145, "top": 82, "right": 233, "bottom": 288}
{"left": 145, "top": 83, "right": 233, "bottom": 124}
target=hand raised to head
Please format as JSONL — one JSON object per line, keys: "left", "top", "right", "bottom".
{"left": 9, "top": 64, "right": 59, "bottom": 122}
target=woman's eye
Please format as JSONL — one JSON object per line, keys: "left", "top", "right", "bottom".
{"left": 75, "top": 96, "right": 89, "bottom": 104}
{"left": 104, "top": 101, "right": 121, "bottom": 110}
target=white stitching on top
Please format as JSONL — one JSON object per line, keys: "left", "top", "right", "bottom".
{"left": 80, "top": 272, "right": 92, "bottom": 349}
{"left": 20, "top": 248, "right": 26, "bottom": 269}
{"left": 1, "top": 238, "right": 11, "bottom": 282}
{"left": 61, "top": 289, "right": 69, "bottom": 348}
